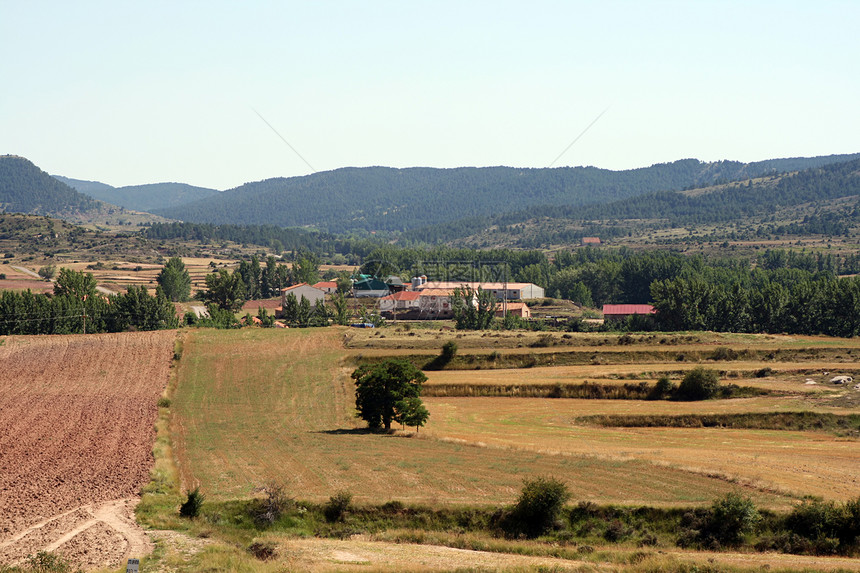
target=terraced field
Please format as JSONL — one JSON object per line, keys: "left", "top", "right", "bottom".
{"left": 171, "top": 328, "right": 813, "bottom": 509}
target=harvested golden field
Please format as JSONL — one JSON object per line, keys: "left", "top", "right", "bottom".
{"left": 51, "top": 257, "right": 231, "bottom": 295}
{"left": 347, "top": 328, "right": 860, "bottom": 351}
{"left": 423, "top": 396, "right": 860, "bottom": 502}
{"left": 0, "top": 331, "right": 176, "bottom": 568}
{"left": 171, "top": 328, "right": 790, "bottom": 507}
{"left": 423, "top": 364, "right": 858, "bottom": 394}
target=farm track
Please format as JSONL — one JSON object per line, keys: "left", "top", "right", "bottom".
{"left": 0, "top": 331, "right": 175, "bottom": 568}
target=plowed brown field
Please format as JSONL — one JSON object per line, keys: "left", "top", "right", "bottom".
{"left": 0, "top": 331, "right": 176, "bottom": 568}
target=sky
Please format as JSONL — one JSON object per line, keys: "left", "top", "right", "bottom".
{"left": 2, "top": 1, "right": 858, "bottom": 190}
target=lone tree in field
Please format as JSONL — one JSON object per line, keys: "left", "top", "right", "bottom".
{"left": 352, "top": 360, "right": 427, "bottom": 430}
{"left": 157, "top": 256, "right": 192, "bottom": 302}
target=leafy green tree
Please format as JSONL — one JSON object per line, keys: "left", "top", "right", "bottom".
{"left": 296, "top": 295, "right": 312, "bottom": 327}
{"left": 331, "top": 292, "right": 350, "bottom": 325}
{"left": 281, "top": 292, "right": 298, "bottom": 324}
{"left": 311, "top": 298, "right": 329, "bottom": 326}
{"left": 352, "top": 360, "right": 427, "bottom": 430}
{"left": 54, "top": 268, "right": 97, "bottom": 299}
{"left": 451, "top": 286, "right": 497, "bottom": 330}
{"left": 261, "top": 256, "right": 290, "bottom": 298}
{"left": 395, "top": 396, "right": 429, "bottom": 432}
{"left": 292, "top": 254, "right": 320, "bottom": 285}
{"left": 157, "top": 257, "right": 191, "bottom": 302}
{"left": 238, "top": 255, "right": 262, "bottom": 300}
{"left": 336, "top": 275, "right": 353, "bottom": 294}
{"left": 113, "top": 285, "right": 180, "bottom": 331}
{"left": 37, "top": 265, "right": 56, "bottom": 280}
{"left": 203, "top": 269, "right": 246, "bottom": 311}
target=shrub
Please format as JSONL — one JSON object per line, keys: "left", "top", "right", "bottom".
{"left": 676, "top": 367, "right": 720, "bottom": 401}
{"left": 248, "top": 541, "right": 277, "bottom": 561}
{"left": 707, "top": 492, "right": 761, "bottom": 546}
{"left": 179, "top": 487, "right": 204, "bottom": 518}
{"left": 24, "top": 551, "right": 82, "bottom": 573}
{"left": 424, "top": 341, "right": 458, "bottom": 370}
{"left": 709, "top": 347, "right": 739, "bottom": 361}
{"left": 157, "top": 397, "right": 171, "bottom": 408}
{"left": 785, "top": 497, "right": 860, "bottom": 552}
{"left": 324, "top": 490, "right": 353, "bottom": 523}
{"left": 648, "top": 376, "right": 675, "bottom": 400}
{"left": 530, "top": 334, "right": 555, "bottom": 348}
{"left": 251, "top": 481, "right": 293, "bottom": 526}
{"left": 505, "top": 477, "right": 571, "bottom": 538}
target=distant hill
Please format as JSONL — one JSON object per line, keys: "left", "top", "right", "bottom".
{"left": 1, "top": 156, "right": 101, "bottom": 216}
{"left": 152, "top": 154, "right": 860, "bottom": 233}
{"left": 412, "top": 157, "right": 860, "bottom": 247}
{"left": 54, "top": 176, "right": 220, "bottom": 212}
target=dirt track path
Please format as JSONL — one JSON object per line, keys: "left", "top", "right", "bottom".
{"left": 0, "top": 499, "right": 152, "bottom": 567}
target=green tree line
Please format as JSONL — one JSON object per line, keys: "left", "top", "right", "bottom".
{"left": 0, "top": 269, "right": 178, "bottom": 335}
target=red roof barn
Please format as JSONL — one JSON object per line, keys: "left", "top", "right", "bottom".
{"left": 602, "top": 304, "right": 656, "bottom": 321}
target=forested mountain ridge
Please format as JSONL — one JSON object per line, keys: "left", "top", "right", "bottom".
{"left": 54, "top": 176, "right": 220, "bottom": 212}
{"left": 152, "top": 154, "right": 860, "bottom": 233}
{"left": 408, "top": 157, "right": 860, "bottom": 247}
{"left": 1, "top": 155, "right": 102, "bottom": 216}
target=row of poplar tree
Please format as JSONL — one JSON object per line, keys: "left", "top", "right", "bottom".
{"left": 0, "top": 268, "right": 178, "bottom": 335}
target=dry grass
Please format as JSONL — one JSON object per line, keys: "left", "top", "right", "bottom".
{"left": 422, "top": 363, "right": 858, "bottom": 394}
{"left": 170, "top": 328, "right": 790, "bottom": 507}
{"left": 422, "top": 396, "right": 860, "bottom": 503}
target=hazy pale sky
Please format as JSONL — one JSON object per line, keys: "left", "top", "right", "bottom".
{"left": 2, "top": 1, "right": 858, "bottom": 190}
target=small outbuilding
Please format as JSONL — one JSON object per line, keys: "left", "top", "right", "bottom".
{"left": 602, "top": 304, "right": 656, "bottom": 321}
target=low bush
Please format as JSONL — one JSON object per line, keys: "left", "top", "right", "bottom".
{"left": 675, "top": 367, "right": 720, "bottom": 400}
{"left": 503, "top": 477, "right": 570, "bottom": 538}
{"left": 324, "top": 490, "right": 353, "bottom": 523}
{"left": 248, "top": 540, "right": 277, "bottom": 561}
{"left": 250, "top": 481, "right": 293, "bottom": 526}
{"left": 648, "top": 376, "right": 675, "bottom": 399}
{"left": 179, "top": 487, "right": 204, "bottom": 518}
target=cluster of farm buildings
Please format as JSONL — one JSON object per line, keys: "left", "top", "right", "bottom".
{"left": 273, "top": 276, "right": 546, "bottom": 320}
{"left": 247, "top": 273, "right": 657, "bottom": 323}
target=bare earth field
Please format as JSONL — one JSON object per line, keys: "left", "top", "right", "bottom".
{"left": 0, "top": 267, "right": 52, "bottom": 294}
{"left": 0, "top": 331, "right": 176, "bottom": 568}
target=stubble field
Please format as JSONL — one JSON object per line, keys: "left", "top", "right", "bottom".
{"left": 171, "top": 328, "right": 798, "bottom": 508}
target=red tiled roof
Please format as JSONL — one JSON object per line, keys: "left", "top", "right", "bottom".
{"left": 281, "top": 283, "right": 309, "bottom": 291}
{"left": 313, "top": 281, "right": 338, "bottom": 289}
{"left": 602, "top": 304, "right": 656, "bottom": 315}
{"left": 383, "top": 291, "right": 420, "bottom": 301}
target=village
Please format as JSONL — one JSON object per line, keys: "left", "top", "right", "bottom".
{"left": 264, "top": 273, "right": 658, "bottom": 326}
